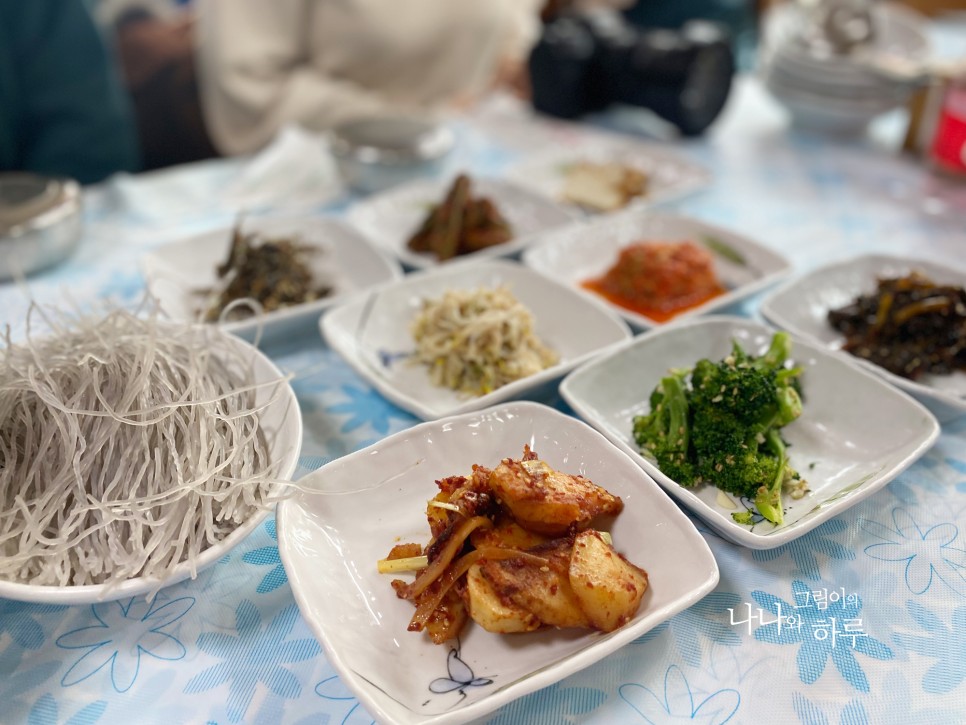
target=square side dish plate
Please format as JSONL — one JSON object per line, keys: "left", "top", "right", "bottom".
{"left": 503, "top": 135, "right": 710, "bottom": 214}
{"left": 320, "top": 259, "right": 631, "bottom": 420}
{"left": 522, "top": 209, "right": 791, "bottom": 329}
{"left": 560, "top": 316, "right": 941, "bottom": 549}
{"left": 141, "top": 216, "right": 401, "bottom": 339}
{"left": 345, "top": 176, "right": 577, "bottom": 269}
{"left": 759, "top": 253, "right": 966, "bottom": 418}
{"left": 276, "top": 401, "right": 719, "bottom": 725}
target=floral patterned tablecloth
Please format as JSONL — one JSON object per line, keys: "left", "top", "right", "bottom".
{"left": 2, "top": 78, "right": 965, "bottom": 725}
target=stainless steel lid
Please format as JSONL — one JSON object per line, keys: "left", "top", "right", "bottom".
{"left": 0, "top": 173, "right": 80, "bottom": 237}
{"left": 0, "top": 173, "right": 82, "bottom": 280}
{"left": 330, "top": 117, "right": 455, "bottom": 165}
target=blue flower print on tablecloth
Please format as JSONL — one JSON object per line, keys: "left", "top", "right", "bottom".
{"left": 791, "top": 692, "right": 867, "bottom": 725}
{"left": 55, "top": 596, "right": 194, "bottom": 693}
{"left": 619, "top": 664, "right": 739, "bottom": 724}
{"left": 943, "top": 456, "right": 966, "bottom": 497}
{"left": 0, "top": 601, "right": 69, "bottom": 651}
{"left": 315, "top": 675, "right": 374, "bottom": 725}
{"left": 95, "top": 269, "right": 146, "bottom": 304}
{"left": 92, "top": 670, "right": 196, "bottom": 724}
{"left": 486, "top": 681, "right": 607, "bottom": 725}
{"left": 0, "top": 658, "right": 61, "bottom": 724}
{"left": 635, "top": 592, "right": 742, "bottom": 667}
{"left": 328, "top": 384, "right": 414, "bottom": 436}
{"left": 859, "top": 507, "right": 966, "bottom": 598}
{"left": 242, "top": 518, "right": 287, "bottom": 594}
{"left": 185, "top": 600, "right": 321, "bottom": 723}
{"left": 752, "top": 580, "right": 893, "bottom": 692}
{"left": 753, "top": 519, "right": 856, "bottom": 582}
{"left": 26, "top": 694, "right": 107, "bottom": 725}
{"left": 873, "top": 669, "right": 966, "bottom": 724}
{"left": 704, "top": 643, "right": 781, "bottom": 702}
{"left": 892, "top": 601, "right": 966, "bottom": 694}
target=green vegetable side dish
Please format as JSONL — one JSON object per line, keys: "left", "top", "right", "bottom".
{"left": 701, "top": 235, "right": 747, "bottom": 267}
{"left": 632, "top": 332, "right": 806, "bottom": 527}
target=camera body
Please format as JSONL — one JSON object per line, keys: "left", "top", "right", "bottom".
{"left": 529, "top": 12, "right": 735, "bottom": 136}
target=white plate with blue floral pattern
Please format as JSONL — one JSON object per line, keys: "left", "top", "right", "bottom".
{"left": 320, "top": 259, "right": 631, "bottom": 421}
{"left": 560, "top": 316, "right": 941, "bottom": 549}
{"left": 276, "top": 401, "right": 719, "bottom": 725}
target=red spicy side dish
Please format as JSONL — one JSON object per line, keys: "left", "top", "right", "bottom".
{"left": 583, "top": 240, "right": 725, "bottom": 322}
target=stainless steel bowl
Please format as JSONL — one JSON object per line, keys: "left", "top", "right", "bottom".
{"left": 330, "top": 116, "right": 455, "bottom": 194}
{"left": 0, "top": 173, "right": 82, "bottom": 281}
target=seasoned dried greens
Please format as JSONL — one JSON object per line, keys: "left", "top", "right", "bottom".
{"left": 827, "top": 272, "right": 966, "bottom": 380}
{"left": 203, "top": 223, "right": 333, "bottom": 322}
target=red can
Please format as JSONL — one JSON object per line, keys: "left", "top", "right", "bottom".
{"left": 930, "top": 80, "right": 966, "bottom": 177}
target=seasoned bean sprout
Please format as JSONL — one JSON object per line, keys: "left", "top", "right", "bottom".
{"left": 410, "top": 286, "right": 558, "bottom": 396}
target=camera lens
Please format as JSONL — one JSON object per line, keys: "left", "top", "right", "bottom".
{"left": 529, "top": 14, "right": 735, "bottom": 136}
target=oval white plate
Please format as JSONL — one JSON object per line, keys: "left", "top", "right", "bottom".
{"left": 522, "top": 209, "right": 791, "bottom": 329}
{"left": 345, "top": 175, "right": 577, "bottom": 269}
{"left": 0, "top": 328, "right": 302, "bottom": 604}
{"left": 321, "top": 258, "right": 631, "bottom": 421}
{"left": 141, "top": 216, "right": 402, "bottom": 340}
{"left": 504, "top": 134, "right": 710, "bottom": 215}
{"left": 277, "top": 401, "right": 719, "bottom": 725}
{"left": 760, "top": 253, "right": 966, "bottom": 420}
{"left": 560, "top": 315, "right": 940, "bottom": 549}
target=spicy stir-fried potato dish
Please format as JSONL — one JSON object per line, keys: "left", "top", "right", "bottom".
{"left": 379, "top": 446, "right": 649, "bottom": 644}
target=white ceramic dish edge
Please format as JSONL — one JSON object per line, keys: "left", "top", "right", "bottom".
{"left": 320, "top": 258, "right": 633, "bottom": 420}
{"left": 277, "top": 401, "right": 720, "bottom": 725}
{"left": 560, "top": 315, "right": 941, "bottom": 549}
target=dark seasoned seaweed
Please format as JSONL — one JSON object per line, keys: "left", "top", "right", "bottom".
{"left": 827, "top": 272, "right": 966, "bottom": 380}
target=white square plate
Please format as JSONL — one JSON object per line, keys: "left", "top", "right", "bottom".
{"left": 345, "top": 176, "right": 577, "bottom": 269}
{"left": 276, "top": 401, "right": 719, "bottom": 725}
{"left": 560, "top": 316, "right": 940, "bottom": 549}
{"left": 522, "top": 209, "right": 791, "bottom": 329}
{"left": 141, "top": 216, "right": 401, "bottom": 339}
{"left": 320, "top": 259, "right": 631, "bottom": 420}
{"left": 760, "top": 253, "right": 966, "bottom": 419}
{"left": 504, "top": 135, "right": 710, "bottom": 214}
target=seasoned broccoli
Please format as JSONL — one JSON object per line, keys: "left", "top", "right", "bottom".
{"left": 632, "top": 370, "right": 695, "bottom": 485}
{"left": 632, "top": 332, "right": 805, "bottom": 526}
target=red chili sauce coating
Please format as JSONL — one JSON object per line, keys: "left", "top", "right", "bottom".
{"left": 582, "top": 241, "right": 726, "bottom": 323}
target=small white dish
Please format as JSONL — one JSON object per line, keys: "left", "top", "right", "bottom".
{"left": 277, "top": 401, "right": 719, "bottom": 725}
{"left": 345, "top": 175, "right": 577, "bottom": 269}
{"left": 320, "top": 259, "right": 631, "bottom": 421}
{"left": 560, "top": 316, "right": 940, "bottom": 549}
{"left": 760, "top": 253, "right": 966, "bottom": 419}
{"left": 0, "top": 329, "right": 302, "bottom": 604}
{"left": 141, "top": 216, "right": 402, "bottom": 339}
{"left": 504, "top": 136, "right": 710, "bottom": 214}
{"left": 522, "top": 209, "right": 791, "bottom": 329}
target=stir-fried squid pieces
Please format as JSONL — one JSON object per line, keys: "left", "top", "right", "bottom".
{"left": 380, "top": 446, "right": 649, "bottom": 644}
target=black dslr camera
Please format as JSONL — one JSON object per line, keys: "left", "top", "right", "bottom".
{"left": 529, "top": 11, "right": 735, "bottom": 136}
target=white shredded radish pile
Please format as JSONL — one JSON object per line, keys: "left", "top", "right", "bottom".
{"left": 0, "top": 305, "right": 285, "bottom": 588}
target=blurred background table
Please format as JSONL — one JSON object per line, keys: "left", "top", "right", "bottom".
{"left": 1, "top": 75, "right": 965, "bottom": 725}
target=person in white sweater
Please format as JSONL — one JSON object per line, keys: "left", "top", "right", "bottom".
{"left": 194, "top": 0, "right": 545, "bottom": 156}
